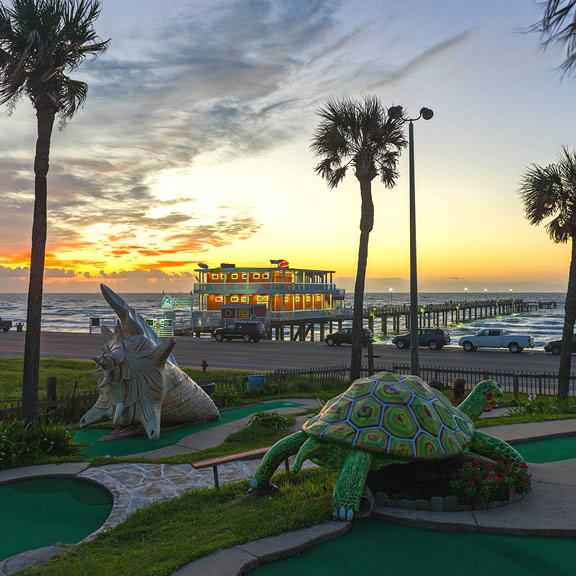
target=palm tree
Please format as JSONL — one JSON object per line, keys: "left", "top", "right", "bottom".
{"left": 531, "top": 0, "right": 576, "bottom": 76}
{"left": 519, "top": 146, "right": 576, "bottom": 400}
{"left": 0, "top": 0, "right": 108, "bottom": 420}
{"left": 310, "top": 95, "right": 407, "bottom": 381}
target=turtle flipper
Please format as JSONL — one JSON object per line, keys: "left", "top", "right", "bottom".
{"left": 250, "top": 431, "right": 307, "bottom": 490}
{"left": 333, "top": 449, "right": 373, "bottom": 521}
{"left": 470, "top": 430, "right": 525, "bottom": 464}
{"left": 293, "top": 436, "right": 321, "bottom": 473}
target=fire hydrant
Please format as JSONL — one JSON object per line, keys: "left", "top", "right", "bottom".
{"left": 201, "top": 359, "right": 208, "bottom": 372}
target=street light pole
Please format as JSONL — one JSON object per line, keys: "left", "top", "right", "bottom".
{"left": 389, "top": 105, "right": 433, "bottom": 377}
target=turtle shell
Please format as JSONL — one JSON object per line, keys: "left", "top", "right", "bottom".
{"left": 301, "top": 372, "right": 474, "bottom": 460}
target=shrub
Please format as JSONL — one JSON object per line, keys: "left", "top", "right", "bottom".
{"left": 449, "top": 459, "right": 531, "bottom": 506}
{"left": 246, "top": 410, "right": 292, "bottom": 431}
{"left": 453, "top": 378, "right": 466, "bottom": 404}
{"left": 507, "top": 394, "right": 576, "bottom": 416}
{"left": 0, "top": 419, "right": 81, "bottom": 470}
{"left": 213, "top": 389, "right": 241, "bottom": 408}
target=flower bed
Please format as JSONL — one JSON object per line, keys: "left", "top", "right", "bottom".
{"left": 367, "top": 455, "right": 531, "bottom": 512}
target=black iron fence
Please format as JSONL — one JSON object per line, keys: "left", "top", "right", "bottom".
{"left": 3, "top": 363, "right": 575, "bottom": 422}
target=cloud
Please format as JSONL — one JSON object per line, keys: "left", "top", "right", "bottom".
{"left": 0, "top": 0, "right": 471, "bottom": 275}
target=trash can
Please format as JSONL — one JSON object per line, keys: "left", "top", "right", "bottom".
{"left": 200, "top": 383, "right": 215, "bottom": 397}
{"left": 248, "top": 375, "right": 265, "bottom": 390}
{"left": 16, "top": 323, "right": 23, "bottom": 332}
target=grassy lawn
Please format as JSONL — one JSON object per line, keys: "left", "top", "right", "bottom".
{"left": 18, "top": 468, "right": 337, "bottom": 576}
{"left": 4, "top": 359, "right": 576, "bottom": 574}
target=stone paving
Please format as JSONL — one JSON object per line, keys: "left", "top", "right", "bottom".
{"left": 79, "top": 460, "right": 265, "bottom": 538}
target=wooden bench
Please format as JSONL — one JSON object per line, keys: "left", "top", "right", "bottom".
{"left": 191, "top": 447, "right": 290, "bottom": 490}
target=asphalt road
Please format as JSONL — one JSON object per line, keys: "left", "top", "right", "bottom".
{"left": 0, "top": 330, "right": 564, "bottom": 373}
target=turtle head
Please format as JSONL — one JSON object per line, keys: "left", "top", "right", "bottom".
{"left": 457, "top": 380, "right": 503, "bottom": 421}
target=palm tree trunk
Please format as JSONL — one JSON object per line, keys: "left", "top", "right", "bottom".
{"left": 350, "top": 179, "right": 374, "bottom": 381}
{"left": 22, "top": 103, "right": 56, "bottom": 422}
{"left": 558, "top": 237, "right": 576, "bottom": 401}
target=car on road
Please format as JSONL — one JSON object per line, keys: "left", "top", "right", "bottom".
{"left": 325, "top": 328, "right": 374, "bottom": 346}
{"left": 212, "top": 322, "right": 266, "bottom": 343}
{"left": 0, "top": 316, "right": 12, "bottom": 332}
{"left": 458, "top": 328, "right": 533, "bottom": 353}
{"left": 392, "top": 328, "right": 450, "bottom": 350}
{"left": 544, "top": 335, "right": 576, "bottom": 355}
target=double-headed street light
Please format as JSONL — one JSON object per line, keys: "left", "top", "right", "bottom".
{"left": 388, "top": 105, "right": 434, "bottom": 377}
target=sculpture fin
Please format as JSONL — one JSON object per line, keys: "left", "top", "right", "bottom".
{"left": 100, "top": 283, "right": 177, "bottom": 366}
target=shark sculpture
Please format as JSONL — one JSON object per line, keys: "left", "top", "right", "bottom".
{"left": 79, "top": 284, "right": 220, "bottom": 439}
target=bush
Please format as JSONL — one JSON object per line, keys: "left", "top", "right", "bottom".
{"left": 449, "top": 459, "right": 531, "bottom": 506}
{"left": 453, "top": 378, "right": 466, "bottom": 404}
{"left": 213, "top": 389, "right": 241, "bottom": 408}
{"left": 507, "top": 394, "right": 576, "bottom": 416}
{"left": 246, "top": 410, "right": 291, "bottom": 431}
{"left": 0, "top": 419, "right": 81, "bottom": 470}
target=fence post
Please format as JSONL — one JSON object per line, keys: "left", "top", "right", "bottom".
{"left": 47, "top": 376, "right": 57, "bottom": 418}
{"left": 367, "top": 342, "right": 374, "bottom": 375}
{"left": 47, "top": 376, "right": 57, "bottom": 402}
{"left": 513, "top": 373, "right": 519, "bottom": 400}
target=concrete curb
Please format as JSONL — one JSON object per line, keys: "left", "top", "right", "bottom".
{"left": 171, "top": 522, "right": 351, "bottom": 576}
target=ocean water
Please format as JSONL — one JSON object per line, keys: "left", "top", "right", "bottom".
{"left": 0, "top": 291, "right": 567, "bottom": 348}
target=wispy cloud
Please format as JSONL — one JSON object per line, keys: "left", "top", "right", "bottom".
{"left": 0, "top": 0, "right": 469, "bottom": 282}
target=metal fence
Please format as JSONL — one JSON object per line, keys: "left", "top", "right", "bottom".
{"left": 3, "top": 363, "right": 574, "bottom": 423}
{"left": 0, "top": 392, "right": 99, "bottom": 423}
{"left": 198, "top": 364, "right": 576, "bottom": 399}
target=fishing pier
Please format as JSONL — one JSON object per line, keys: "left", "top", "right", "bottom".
{"left": 267, "top": 298, "right": 556, "bottom": 341}
{"left": 92, "top": 297, "right": 556, "bottom": 341}
{"left": 366, "top": 298, "right": 556, "bottom": 338}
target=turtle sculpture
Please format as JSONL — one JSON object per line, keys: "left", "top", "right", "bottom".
{"left": 250, "top": 372, "right": 525, "bottom": 521}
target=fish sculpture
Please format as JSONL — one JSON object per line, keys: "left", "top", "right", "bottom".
{"left": 79, "top": 284, "right": 220, "bottom": 439}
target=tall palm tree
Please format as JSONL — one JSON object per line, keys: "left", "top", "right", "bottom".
{"left": 519, "top": 146, "right": 576, "bottom": 400}
{"left": 311, "top": 95, "right": 407, "bottom": 381}
{"left": 531, "top": 0, "right": 576, "bottom": 76}
{"left": 0, "top": 0, "right": 108, "bottom": 420}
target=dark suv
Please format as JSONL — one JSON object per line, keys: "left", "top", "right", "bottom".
{"left": 392, "top": 328, "right": 450, "bottom": 350}
{"left": 325, "top": 328, "right": 374, "bottom": 346}
{"left": 213, "top": 322, "right": 266, "bottom": 343}
{"left": 544, "top": 335, "right": 576, "bottom": 355}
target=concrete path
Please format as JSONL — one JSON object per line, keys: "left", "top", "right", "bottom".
{"left": 2, "top": 406, "right": 576, "bottom": 575}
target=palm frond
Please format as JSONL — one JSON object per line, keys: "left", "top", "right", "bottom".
{"left": 532, "top": 0, "right": 576, "bottom": 77}
{"left": 310, "top": 94, "right": 407, "bottom": 189}
{"left": 0, "top": 0, "right": 108, "bottom": 118}
{"left": 519, "top": 146, "right": 576, "bottom": 243}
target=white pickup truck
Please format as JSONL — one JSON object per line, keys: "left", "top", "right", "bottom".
{"left": 458, "top": 329, "right": 534, "bottom": 354}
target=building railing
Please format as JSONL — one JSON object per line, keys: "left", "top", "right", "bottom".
{"left": 194, "top": 282, "right": 344, "bottom": 296}
{"left": 269, "top": 308, "right": 352, "bottom": 321}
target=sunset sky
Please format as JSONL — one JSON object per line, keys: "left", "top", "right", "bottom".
{"left": 1, "top": 0, "right": 576, "bottom": 294}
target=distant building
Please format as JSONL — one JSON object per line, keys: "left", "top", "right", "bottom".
{"left": 193, "top": 262, "right": 346, "bottom": 322}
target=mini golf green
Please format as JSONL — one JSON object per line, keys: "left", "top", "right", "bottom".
{"left": 513, "top": 434, "right": 576, "bottom": 464}
{"left": 251, "top": 520, "right": 576, "bottom": 576}
{"left": 0, "top": 476, "right": 113, "bottom": 562}
{"left": 75, "top": 401, "right": 303, "bottom": 458}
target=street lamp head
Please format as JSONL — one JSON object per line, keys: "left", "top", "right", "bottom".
{"left": 388, "top": 105, "right": 404, "bottom": 120}
{"left": 420, "top": 107, "right": 434, "bottom": 120}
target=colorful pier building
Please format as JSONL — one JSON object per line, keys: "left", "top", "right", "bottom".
{"left": 192, "top": 262, "right": 351, "bottom": 340}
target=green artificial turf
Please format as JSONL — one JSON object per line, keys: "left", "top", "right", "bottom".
{"left": 514, "top": 434, "right": 576, "bottom": 464}
{"left": 0, "top": 477, "right": 113, "bottom": 562}
{"left": 251, "top": 519, "right": 576, "bottom": 576}
{"left": 75, "top": 401, "right": 302, "bottom": 458}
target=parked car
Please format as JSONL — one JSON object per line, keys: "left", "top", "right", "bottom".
{"left": 212, "top": 322, "right": 266, "bottom": 343}
{"left": 392, "top": 328, "right": 451, "bottom": 350}
{"left": 544, "top": 335, "right": 576, "bottom": 355}
{"left": 325, "top": 328, "right": 374, "bottom": 346}
{"left": 0, "top": 316, "right": 12, "bottom": 332}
